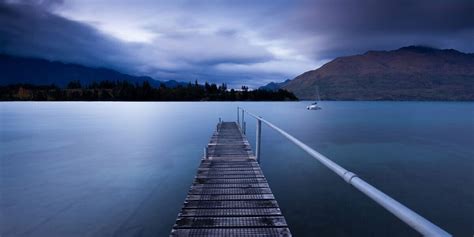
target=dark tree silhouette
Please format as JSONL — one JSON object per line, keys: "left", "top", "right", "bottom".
{"left": 0, "top": 80, "right": 298, "bottom": 101}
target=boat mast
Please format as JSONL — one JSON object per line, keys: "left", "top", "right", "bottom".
{"left": 315, "top": 86, "right": 321, "bottom": 102}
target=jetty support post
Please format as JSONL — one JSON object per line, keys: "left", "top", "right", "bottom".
{"left": 237, "top": 107, "right": 240, "bottom": 126}
{"left": 241, "top": 109, "right": 246, "bottom": 134}
{"left": 256, "top": 118, "right": 262, "bottom": 163}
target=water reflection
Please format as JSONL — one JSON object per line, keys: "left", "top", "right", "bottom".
{"left": 1, "top": 102, "right": 473, "bottom": 236}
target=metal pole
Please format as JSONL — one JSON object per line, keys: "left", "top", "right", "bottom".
{"left": 256, "top": 118, "right": 262, "bottom": 163}
{"left": 241, "top": 109, "right": 245, "bottom": 133}
{"left": 204, "top": 146, "right": 208, "bottom": 159}
{"left": 237, "top": 107, "right": 240, "bottom": 126}
{"left": 242, "top": 109, "right": 451, "bottom": 237}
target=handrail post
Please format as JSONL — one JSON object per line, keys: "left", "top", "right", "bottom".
{"left": 256, "top": 118, "right": 262, "bottom": 163}
{"left": 237, "top": 107, "right": 240, "bottom": 126}
{"left": 241, "top": 109, "right": 245, "bottom": 134}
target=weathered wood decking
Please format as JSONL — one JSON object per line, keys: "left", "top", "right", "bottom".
{"left": 171, "top": 122, "right": 291, "bottom": 236}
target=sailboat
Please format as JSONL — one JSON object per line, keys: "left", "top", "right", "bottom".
{"left": 306, "top": 87, "right": 322, "bottom": 110}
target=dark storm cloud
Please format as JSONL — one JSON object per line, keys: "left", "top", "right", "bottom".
{"left": 0, "top": 2, "right": 139, "bottom": 72}
{"left": 0, "top": 1, "right": 276, "bottom": 86}
{"left": 9, "top": 0, "right": 64, "bottom": 9}
{"left": 278, "top": 0, "right": 474, "bottom": 59}
{"left": 294, "top": 0, "right": 473, "bottom": 33}
{"left": 0, "top": 0, "right": 472, "bottom": 87}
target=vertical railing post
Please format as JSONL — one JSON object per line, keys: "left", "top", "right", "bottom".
{"left": 204, "top": 146, "right": 208, "bottom": 159}
{"left": 237, "top": 107, "right": 240, "bottom": 126}
{"left": 256, "top": 118, "right": 262, "bottom": 163}
{"left": 241, "top": 109, "right": 245, "bottom": 134}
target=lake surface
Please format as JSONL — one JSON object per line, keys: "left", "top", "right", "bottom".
{"left": 1, "top": 102, "right": 473, "bottom": 236}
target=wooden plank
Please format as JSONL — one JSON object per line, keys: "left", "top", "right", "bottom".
{"left": 195, "top": 175, "right": 266, "bottom": 179}
{"left": 185, "top": 194, "right": 276, "bottom": 201}
{"left": 170, "top": 228, "right": 291, "bottom": 237}
{"left": 193, "top": 178, "right": 268, "bottom": 184}
{"left": 197, "top": 170, "right": 264, "bottom": 175}
{"left": 182, "top": 200, "right": 279, "bottom": 209}
{"left": 178, "top": 208, "right": 283, "bottom": 217}
{"left": 199, "top": 165, "right": 260, "bottom": 169}
{"left": 198, "top": 167, "right": 262, "bottom": 171}
{"left": 192, "top": 183, "right": 270, "bottom": 189}
{"left": 188, "top": 187, "right": 273, "bottom": 195}
{"left": 201, "top": 161, "right": 258, "bottom": 165}
{"left": 174, "top": 216, "right": 288, "bottom": 228}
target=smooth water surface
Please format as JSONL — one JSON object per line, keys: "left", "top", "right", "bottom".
{"left": 1, "top": 102, "right": 473, "bottom": 236}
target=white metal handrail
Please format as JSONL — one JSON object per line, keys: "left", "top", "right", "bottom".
{"left": 236, "top": 107, "right": 451, "bottom": 237}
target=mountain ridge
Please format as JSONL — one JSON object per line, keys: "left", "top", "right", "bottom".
{"left": 259, "top": 79, "right": 292, "bottom": 91}
{"left": 0, "top": 54, "right": 187, "bottom": 88}
{"left": 277, "top": 46, "right": 474, "bottom": 100}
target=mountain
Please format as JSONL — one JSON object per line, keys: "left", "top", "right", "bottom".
{"left": 259, "top": 79, "right": 292, "bottom": 91}
{"left": 0, "top": 54, "right": 187, "bottom": 88}
{"left": 281, "top": 46, "right": 474, "bottom": 100}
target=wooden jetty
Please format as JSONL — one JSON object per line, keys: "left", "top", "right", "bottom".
{"left": 171, "top": 121, "right": 291, "bottom": 236}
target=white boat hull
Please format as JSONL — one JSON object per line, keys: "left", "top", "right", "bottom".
{"left": 307, "top": 105, "right": 322, "bottom": 110}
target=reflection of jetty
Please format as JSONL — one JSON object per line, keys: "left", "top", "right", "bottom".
{"left": 170, "top": 107, "right": 451, "bottom": 237}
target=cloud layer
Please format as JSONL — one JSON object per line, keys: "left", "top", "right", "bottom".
{"left": 1, "top": 0, "right": 473, "bottom": 87}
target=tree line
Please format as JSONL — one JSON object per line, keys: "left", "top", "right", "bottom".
{"left": 0, "top": 80, "right": 298, "bottom": 101}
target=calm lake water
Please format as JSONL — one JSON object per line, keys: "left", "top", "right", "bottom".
{"left": 1, "top": 102, "right": 473, "bottom": 236}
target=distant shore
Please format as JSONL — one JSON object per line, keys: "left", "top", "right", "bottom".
{"left": 0, "top": 81, "right": 298, "bottom": 101}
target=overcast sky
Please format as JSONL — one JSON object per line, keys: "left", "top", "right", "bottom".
{"left": 1, "top": 0, "right": 473, "bottom": 87}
